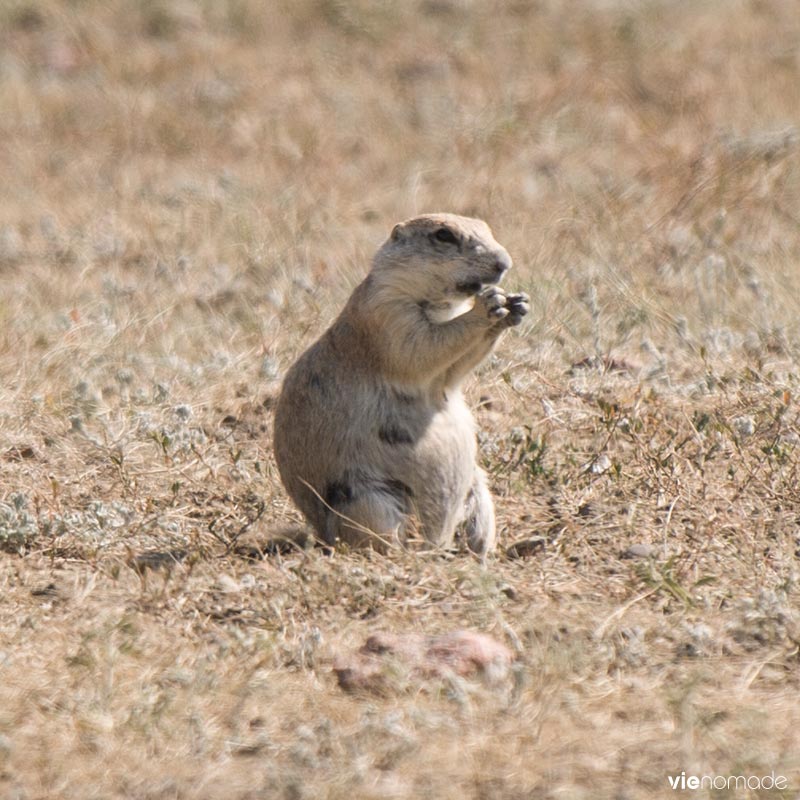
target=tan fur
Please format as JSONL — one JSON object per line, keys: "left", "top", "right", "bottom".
{"left": 273, "top": 213, "right": 529, "bottom": 555}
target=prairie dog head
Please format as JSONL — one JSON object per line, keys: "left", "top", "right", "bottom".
{"left": 369, "top": 214, "right": 512, "bottom": 320}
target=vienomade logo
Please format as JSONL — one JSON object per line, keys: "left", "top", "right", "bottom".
{"left": 667, "top": 772, "right": 789, "bottom": 791}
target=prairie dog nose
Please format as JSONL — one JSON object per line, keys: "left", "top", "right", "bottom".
{"left": 493, "top": 250, "right": 512, "bottom": 277}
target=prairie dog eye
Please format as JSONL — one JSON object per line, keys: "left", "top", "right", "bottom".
{"left": 433, "top": 227, "right": 459, "bottom": 245}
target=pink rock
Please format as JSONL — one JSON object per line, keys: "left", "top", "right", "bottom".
{"left": 334, "top": 630, "right": 514, "bottom": 694}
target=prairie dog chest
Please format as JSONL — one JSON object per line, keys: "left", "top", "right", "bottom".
{"left": 380, "top": 388, "right": 476, "bottom": 462}
{"left": 403, "top": 392, "right": 477, "bottom": 501}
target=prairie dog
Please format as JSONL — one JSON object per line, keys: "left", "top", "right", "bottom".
{"left": 273, "top": 213, "right": 529, "bottom": 554}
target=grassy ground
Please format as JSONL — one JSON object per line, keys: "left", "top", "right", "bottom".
{"left": 2, "top": 0, "right": 800, "bottom": 797}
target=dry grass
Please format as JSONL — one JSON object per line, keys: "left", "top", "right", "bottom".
{"left": 2, "top": 0, "right": 800, "bottom": 797}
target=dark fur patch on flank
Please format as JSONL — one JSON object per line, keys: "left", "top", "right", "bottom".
{"left": 392, "top": 389, "right": 417, "bottom": 404}
{"left": 379, "top": 425, "right": 414, "bottom": 445}
{"left": 324, "top": 481, "right": 353, "bottom": 508}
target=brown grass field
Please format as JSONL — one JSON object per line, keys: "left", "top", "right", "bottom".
{"left": 2, "top": 0, "right": 800, "bottom": 797}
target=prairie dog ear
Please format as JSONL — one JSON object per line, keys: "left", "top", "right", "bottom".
{"left": 390, "top": 223, "right": 406, "bottom": 241}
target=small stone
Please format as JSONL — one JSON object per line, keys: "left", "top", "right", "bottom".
{"left": 505, "top": 537, "right": 546, "bottom": 559}
{"left": 590, "top": 454, "right": 612, "bottom": 474}
{"left": 622, "top": 543, "right": 657, "bottom": 560}
{"left": 216, "top": 574, "right": 241, "bottom": 593}
{"left": 500, "top": 584, "right": 517, "bottom": 600}
{"left": 732, "top": 415, "right": 755, "bottom": 438}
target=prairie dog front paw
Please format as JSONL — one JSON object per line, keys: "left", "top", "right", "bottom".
{"left": 472, "top": 286, "right": 509, "bottom": 324}
{"left": 496, "top": 292, "right": 530, "bottom": 328}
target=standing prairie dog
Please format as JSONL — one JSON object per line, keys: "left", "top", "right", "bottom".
{"left": 273, "top": 213, "right": 529, "bottom": 554}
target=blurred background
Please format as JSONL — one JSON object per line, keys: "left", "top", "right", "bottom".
{"left": 1, "top": 0, "right": 799, "bottom": 393}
